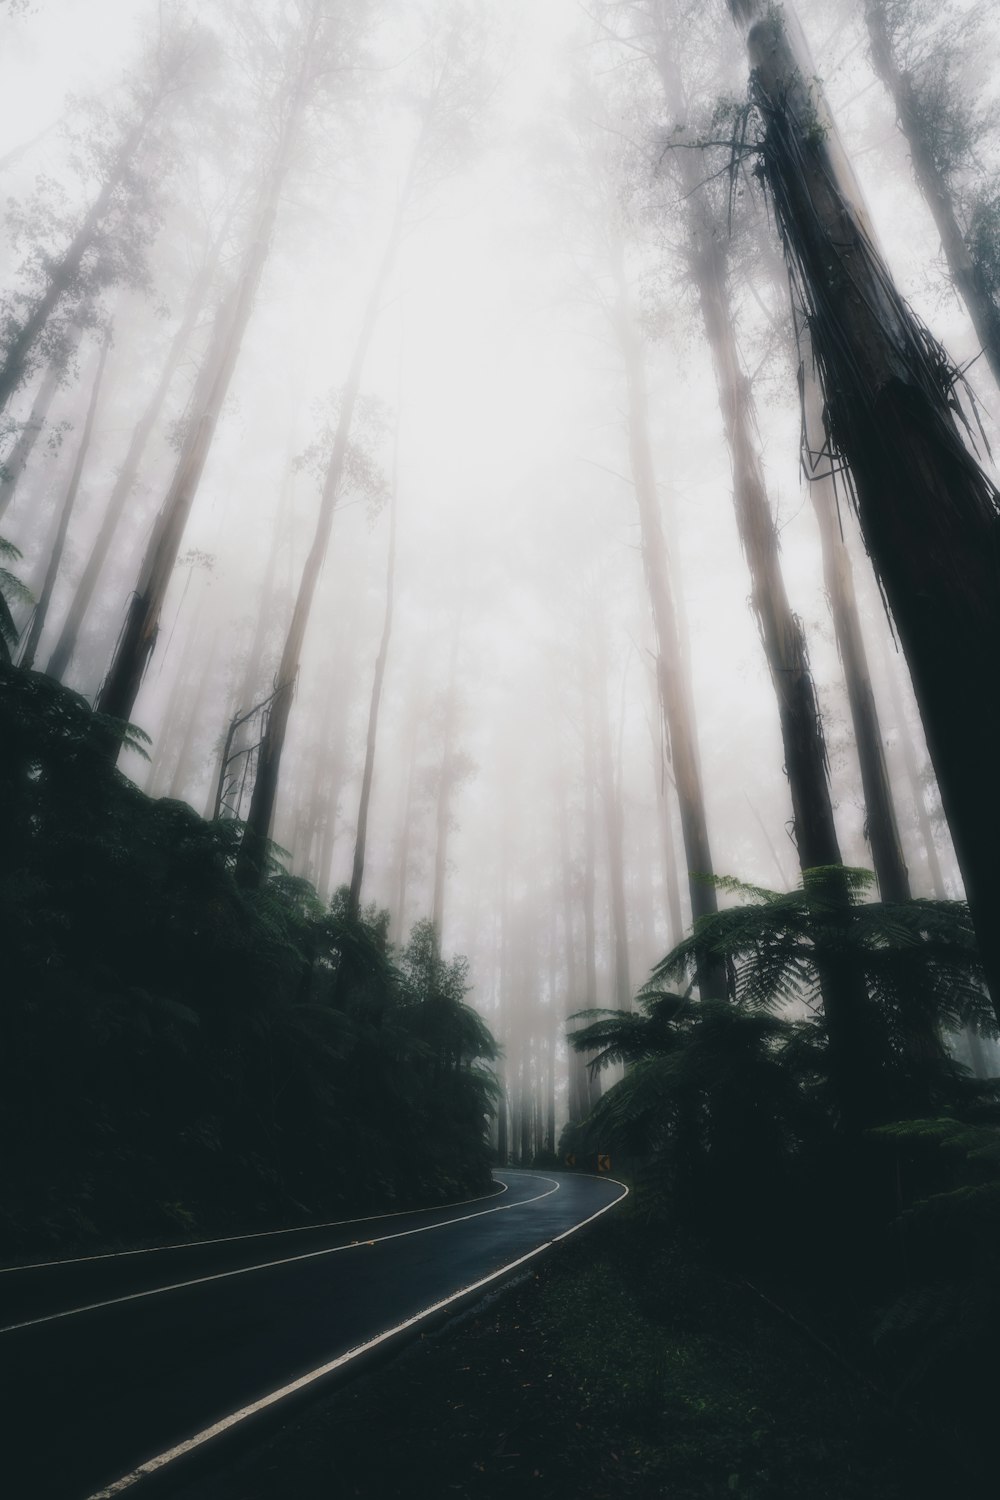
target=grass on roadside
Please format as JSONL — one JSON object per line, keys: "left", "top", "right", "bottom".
{"left": 176, "top": 1203, "right": 927, "bottom": 1500}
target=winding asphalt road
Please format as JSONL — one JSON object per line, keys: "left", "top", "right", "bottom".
{"left": 0, "top": 1169, "right": 626, "bottom": 1500}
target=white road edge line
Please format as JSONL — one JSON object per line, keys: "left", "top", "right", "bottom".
{"left": 0, "top": 1181, "right": 510, "bottom": 1275}
{"left": 84, "top": 1176, "right": 629, "bottom": 1500}
{"left": 0, "top": 1175, "right": 559, "bottom": 1337}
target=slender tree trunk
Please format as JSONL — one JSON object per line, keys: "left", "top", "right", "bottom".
{"left": 803, "top": 372, "right": 910, "bottom": 901}
{"left": 559, "top": 781, "right": 591, "bottom": 1122}
{"left": 429, "top": 609, "right": 463, "bottom": 944}
{"left": 391, "top": 721, "right": 420, "bottom": 937}
{"left": 645, "top": 670, "right": 684, "bottom": 946}
{"left": 96, "top": 23, "right": 319, "bottom": 734}
{"left": 46, "top": 221, "right": 229, "bottom": 682}
{"left": 0, "top": 326, "right": 82, "bottom": 521}
{"left": 348, "top": 415, "right": 400, "bottom": 920}
{"left": 864, "top": 0, "right": 1000, "bottom": 392}
{"left": 580, "top": 668, "right": 602, "bottom": 1110}
{"left": 727, "top": 0, "right": 1000, "bottom": 1020}
{"left": 611, "top": 249, "right": 722, "bottom": 994}
{"left": 594, "top": 631, "right": 631, "bottom": 1011}
{"left": 236, "top": 201, "right": 407, "bottom": 887}
{"left": 19, "top": 328, "right": 111, "bottom": 671}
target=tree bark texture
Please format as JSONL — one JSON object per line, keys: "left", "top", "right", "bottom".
{"left": 727, "top": 0, "right": 1000, "bottom": 1022}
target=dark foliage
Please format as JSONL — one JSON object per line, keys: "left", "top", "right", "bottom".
{"left": 569, "top": 871, "right": 999, "bottom": 1487}
{"left": 0, "top": 666, "right": 497, "bottom": 1255}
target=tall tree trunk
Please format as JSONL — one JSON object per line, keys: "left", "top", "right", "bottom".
{"left": 580, "top": 666, "right": 603, "bottom": 1110}
{"left": 236, "top": 201, "right": 406, "bottom": 888}
{"left": 611, "top": 248, "right": 722, "bottom": 995}
{"left": 645, "top": 666, "right": 684, "bottom": 946}
{"left": 429, "top": 609, "right": 463, "bottom": 945}
{"left": 864, "top": 0, "right": 1000, "bottom": 392}
{"left": 594, "top": 630, "right": 631, "bottom": 1011}
{"left": 19, "top": 328, "right": 111, "bottom": 671}
{"left": 348, "top": 414, "right": 400, "bottom": 920}
{"left": 390, "top": 719, "right": 420, "bottom": 938}
{"left": 46, "top": 220, "right": 229, "bottom": 682}
{"left": 96, "top": 19, "right": 320, "bottom": 733}
{"left": 559, "top": 780, "right": 591, "bottom": 1122}
{"left": 726, "top": 0, "right": 1000, "bottom": 1020}
{"left": 0, "top": 326, "right": 82, "bottom": 521}
{"left": 803, "top": 373, "right": 910, "bottom": 901}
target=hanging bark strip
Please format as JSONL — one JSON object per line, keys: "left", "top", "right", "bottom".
{"left": 864, "top": 0, "right": 1000, "bottom": 393}
{"left": 726, "top": 0, "right": 1000, "bottom": 1022}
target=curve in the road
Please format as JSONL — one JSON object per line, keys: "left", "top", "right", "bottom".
{"left": 1, "top": 1177, "right": 556, "bottom": 1335}
{"left": 1, "top": 1169, "right": 628, "bottom": 1500}
{"left": 0, "top": 1178, "right": 511, "bottom": 1277}
{"left": 89, "top": 1172, "right": 627, "bottom": 1499}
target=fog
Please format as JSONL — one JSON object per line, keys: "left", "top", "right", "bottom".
{"left": 3, "top": 0, "right": 996, "bottom": 1157}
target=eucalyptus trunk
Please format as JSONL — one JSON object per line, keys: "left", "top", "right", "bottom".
{"left": 727, "top": 0, "right": 1000, "bottom": 1021}
{"left": 612, "top": 248, "right": 722, "bottom": 994}
{"left": 348, "top": 419, "right": 400, "bottom": 921}
{"left": 236, "top": 201, "right": 406, "bottom": 888}
{"left": 429, "top": 611, "right": 462, "bottom": 945}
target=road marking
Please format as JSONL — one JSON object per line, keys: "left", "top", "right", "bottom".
{"left": 0, "top": 1180, "right": 510, "bottom": 1275}
{"left": 0, "top": 1174, "right": 559, "bottom": 1336}
{"left": 84, "top": 1176, "right": 629, "bottom": 1499}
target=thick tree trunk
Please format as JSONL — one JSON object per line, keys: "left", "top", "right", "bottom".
{"left": 727, "top": 0, "right": 1000, "bottom": 1021}
{"left": 864, "top": 0, "right": 1000, "bottom": 392}
{"left": 348, "top": 418, "right": 400, "bottom": 920}
{"left": 46, "top": 223, "right": 227, "bottom": 682}
{"left": 19, "top": 328, "right": 111, "bottom": 671}
{"left": 236, "top": 204, "right": 406, "bottom": 888}
{"left": 0, "top": 327, "right": 82, "bottom": 521}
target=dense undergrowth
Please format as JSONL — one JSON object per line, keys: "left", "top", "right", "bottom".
{"left": 0, "top": 665, "right": 498, "bottom": 1256}
{"left": 174, "top": 1208, "right": 922, "bottom": 1500}
{"left": 566, "top": 874, "right": 1000, "bottom": 1490}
